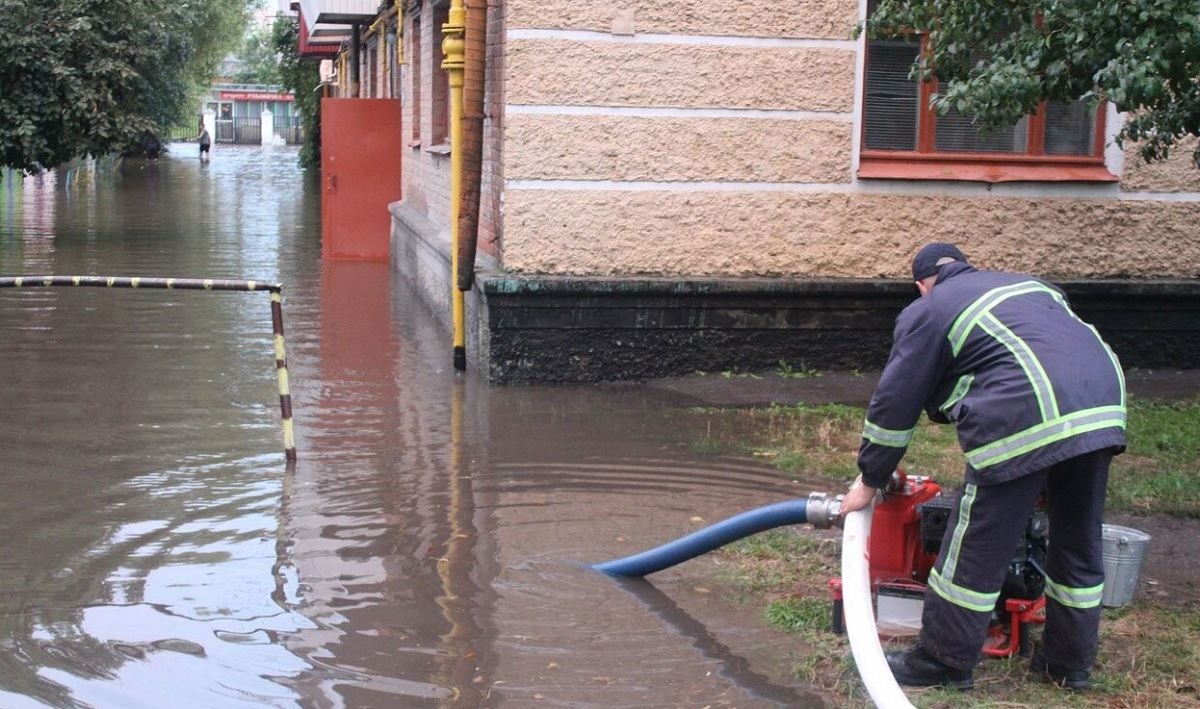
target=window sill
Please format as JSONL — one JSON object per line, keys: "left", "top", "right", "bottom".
{"left": 858, "top": 155, "right": 1118, "bottom": 184}
{"left": 408, "top": 140, "right": 422, "bottom": 149}
{"left": 425, "top": 144, "right": 451, "bottom": 156}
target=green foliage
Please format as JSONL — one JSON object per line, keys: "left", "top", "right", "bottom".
{"left": 234, "top": 23, "right": 283, "bottom": 85}
{"left": 864, "top": 0, "right": 1200, "bottom": 164}
{"left": 271, "top": 15, "right": 322, "bottom": 169}
{"left": 0, "top": 0, "right": 252, "bottom": 171}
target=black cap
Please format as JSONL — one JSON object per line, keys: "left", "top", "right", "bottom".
{"left": 911, "top": 243, "right": 967, "bottom": 281}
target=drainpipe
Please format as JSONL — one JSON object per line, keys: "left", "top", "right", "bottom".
{"left": 457, "top": 0, "right": 487, "bottom": 291}
{"left": 442, "top": 0, "right": 467, "bottom": 370}
{"left": 370, "top": 15, "right": 387, "bottom": 97}
{"left": 350, "top": 23, "right": 362, "bottom": 97}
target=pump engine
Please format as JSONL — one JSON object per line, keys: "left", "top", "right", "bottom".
{"left": 830, "top": 471, "right": 1048, "bottom": 657}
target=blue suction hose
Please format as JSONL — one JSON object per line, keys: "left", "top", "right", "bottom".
{"left": 593, "top": 498, "right": 817, "bottom": 577}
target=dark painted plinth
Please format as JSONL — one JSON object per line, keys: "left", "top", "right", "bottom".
{"left": 1064, "top": 279, "right": 1200, "bottom": 370}
{"left": 479, "top": 276, "right": 1200, "bottom": 384}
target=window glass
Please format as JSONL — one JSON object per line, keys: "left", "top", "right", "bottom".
{"left": 431, "top": 2, "right": 450, "bottom": 145}
{"left": 864, "top": 39, "right": 921, "bottom": 151}
{"left": 936, "top": 111, "right": 1026, "bottom": 153}
{"left": 1044, "top": 100, "right": 1096, "bottom": 156}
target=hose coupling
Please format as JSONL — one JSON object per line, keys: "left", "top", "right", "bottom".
{"left": 806, "top": 491, "right": 844, "bottom": 529}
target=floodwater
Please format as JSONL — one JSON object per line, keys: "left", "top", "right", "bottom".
{"left": 0, "top": 147, "right": 829, "bottom": 708}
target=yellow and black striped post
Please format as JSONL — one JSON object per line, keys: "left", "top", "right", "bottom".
{"left": 0, "top": 275, "right": 298, "bottom": 462}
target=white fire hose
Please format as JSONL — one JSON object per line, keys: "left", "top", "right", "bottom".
{"left": 841, "top": 498, "right": 918, "bottom": 709}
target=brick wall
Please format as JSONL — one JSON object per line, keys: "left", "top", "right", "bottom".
{"left": 400, "top": 2, "right": 453, "bottom": 232}
{"left": 396, "top": 0, "right": 503, "bottom": 260}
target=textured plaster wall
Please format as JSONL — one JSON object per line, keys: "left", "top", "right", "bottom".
{"left": 1121, "top": 137, "right": 1200, "bottom": 193}
{"left": 507, "top": 0, "right": 858, "bottom": 40}
{"left": 506, "top": 40, "right": 855, "bottom": 111}
{"left": 502, "top": 190, "right": 1200, "bottom": 278}
{"left": 497, "top": 3, "right": 1200, "bottom": 281}
{"left": 505, "top": 115, "right": 852, "bottom": 183}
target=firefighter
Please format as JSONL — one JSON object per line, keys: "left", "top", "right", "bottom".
{"left": 840, "top": 243, "right": 1125, "bottom": 691}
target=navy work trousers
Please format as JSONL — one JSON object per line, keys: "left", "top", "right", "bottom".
{"left": 919, "top": 448, "right": 1113, "bottom": 671}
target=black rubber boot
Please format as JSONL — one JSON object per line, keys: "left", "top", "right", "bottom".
{"left": 886, "top": 645, "right": 974, "bottom": 690}
{"left": 1030, "top": 648, "right": 1092, "bottom": 690}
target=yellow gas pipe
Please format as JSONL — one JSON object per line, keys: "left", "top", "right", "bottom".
{"left": 442, "top": 0, "right": 466, "bottom": 371}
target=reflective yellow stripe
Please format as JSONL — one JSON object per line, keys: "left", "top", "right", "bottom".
{"left": 1045, "top": 289, "right": 1126, "bottom": 408}
{"left": 929, "top": 568, "right": 999, "bottom": 613}
{"left": 274, "top": 335, "right": 286, "bottom": 362}
{"left": 966, "top": 406, "right": 1126, "bottom": 469}
{"left": 949, "top": 281, "right": 1056, "bottom": 354}
{"left": 979, "top": 313, "right": 1059, "bottom": 421}
{"left": 940, "top": 483, "right": 976, "bottom": 583}
{"left": 1044, "top": 578, "right": 1103, "bottom": 609}
{"left": 862, "top": 420, "right": 916, "bottom": 448}
{"left": 939, "top": 373, "right": 974, "bottom": 414}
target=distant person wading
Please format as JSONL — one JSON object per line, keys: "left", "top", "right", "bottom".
{"left": 198, "top": 124, "right": 211, "bottom": 163}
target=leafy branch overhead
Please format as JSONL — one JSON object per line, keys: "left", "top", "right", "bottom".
{"left": 270, "top": 15, "right": 323, "bottom": 169}
{"left": 863, "top": 0, "right": 1200, "bottom": 164}
{"left": 0, "top": 0, "right": 252, "bottom": 172}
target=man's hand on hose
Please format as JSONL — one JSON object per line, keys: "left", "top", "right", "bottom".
{"left": 840, "top": 475, "right": 878, "bottom": 517}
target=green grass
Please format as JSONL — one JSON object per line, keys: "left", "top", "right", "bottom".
{"left": 1108, "top": 399, "right": 1200, "bottom": 516}
{"left": 714, "top": 527, "right": 1200, "bottom": 708}
{"left": 700, "top": 398, "right": 1200, "bottom": 706}
{"left": 687, "top": 397, "right": 1200, "bottom": 517}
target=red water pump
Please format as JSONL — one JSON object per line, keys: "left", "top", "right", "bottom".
{"left": 829, "top": 471, "right": 1047, "bottom": 658}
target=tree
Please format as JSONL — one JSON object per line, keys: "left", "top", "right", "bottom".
{"left": 271, "top": 15, "right": 323, "bottom": 169}
{"left": 233, "top": 24, "right": 284, "bottom": 85}
{"left": 0, "top": 0, "right": 251, "bottom": 172}
{"left": 864, "top": 0, "right": 1200, "bottom": 164}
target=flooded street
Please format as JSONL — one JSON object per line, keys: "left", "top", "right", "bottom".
{"left": 0, "top": 147, "right": 825, "bottom": 708}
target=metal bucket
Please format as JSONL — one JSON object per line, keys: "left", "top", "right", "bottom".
{"left": 1101, "top": 524, "right": 1152, "bottom": 607}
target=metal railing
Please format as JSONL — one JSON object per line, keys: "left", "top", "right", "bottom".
{"left": 167, "top": 125, "right": 199, "bottom": 142}
{"left": 216, "top": 118, "right": 263, "bottom": 145}
{"left": 0, "top": 275, "right": 297, "bottom": 462}
{"left": 273, "top": 116, "right": 305, "bottom": 145}
{"left": 167, "top": 118, "right": 303, "bottom": 146}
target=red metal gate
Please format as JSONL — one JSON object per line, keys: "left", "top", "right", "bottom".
{"left": 321, "top": 98, "right": 403, "bottom": 261}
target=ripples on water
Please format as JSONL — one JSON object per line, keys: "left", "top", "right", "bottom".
{"left": 0, "top": 149, "right": 826, "bottom": 708}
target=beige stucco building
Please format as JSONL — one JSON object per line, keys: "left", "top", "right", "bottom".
{"left": 313, "top": 0, "right": 1200, "bottom": 381}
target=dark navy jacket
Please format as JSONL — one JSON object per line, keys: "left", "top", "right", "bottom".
{"left": 858, "top": 262, "right": 1126, "bottom": 488}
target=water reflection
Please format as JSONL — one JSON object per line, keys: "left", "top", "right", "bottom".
{"left": 0, "top": 147, "right": 828, "bottom": 708}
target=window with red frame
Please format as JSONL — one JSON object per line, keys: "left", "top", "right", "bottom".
{"left": 860, "top": 6, "right": 1112, "bottom": 181}
{"left": 430, "top": 0, "right": 450, "bottom": 146}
